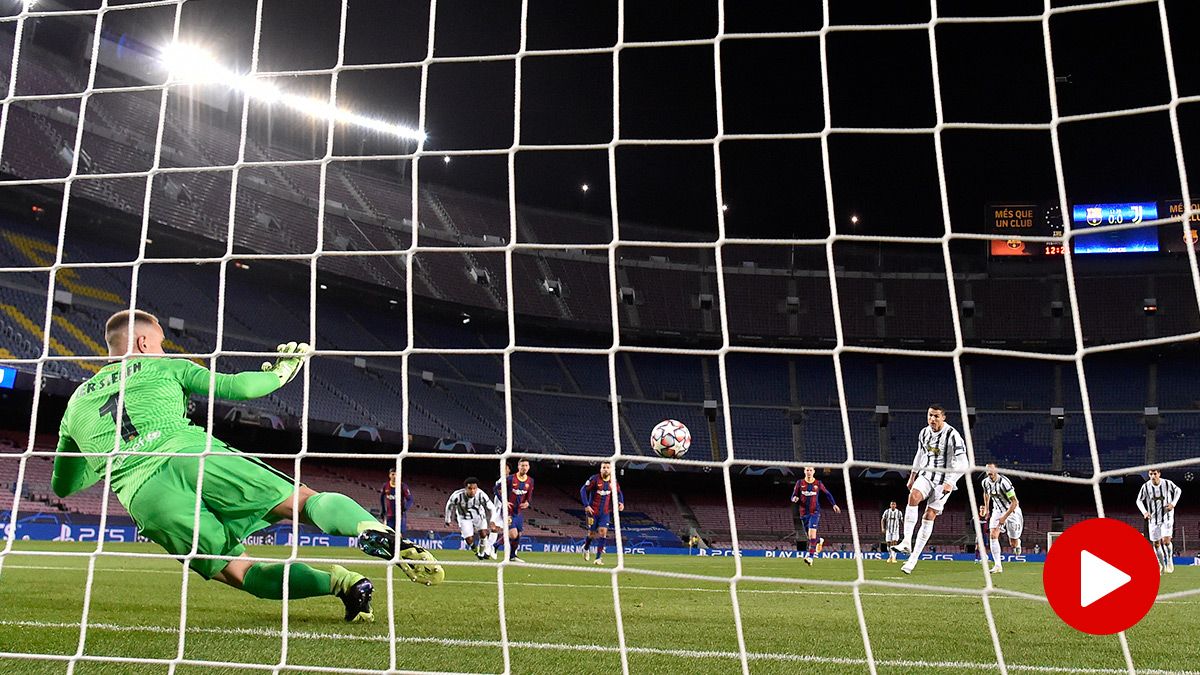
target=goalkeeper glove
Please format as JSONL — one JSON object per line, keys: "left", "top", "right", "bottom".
{"left": 261, "top": 341, "right": 311, "bottom": 386}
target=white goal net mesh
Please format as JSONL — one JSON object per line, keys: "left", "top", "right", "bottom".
{"left": 0, "top": 0, "right": 1197, "bottom": 674}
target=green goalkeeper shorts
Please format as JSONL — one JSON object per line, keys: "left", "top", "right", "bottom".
{"left": 127, "top": 443, "right": 298, "bottom": 579}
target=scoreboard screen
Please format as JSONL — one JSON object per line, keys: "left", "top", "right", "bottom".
{"left": 1162, "top": 199, "right": 1200, "bottom": 253}
{"left": 987, "top": 200, "right": 1197, "bottom": 257}
{"left": 1071, "top": 202, "right": 1159, "bottom": 254}
{"left": 987, "top": 204, "right": 1063, "bottom": 257}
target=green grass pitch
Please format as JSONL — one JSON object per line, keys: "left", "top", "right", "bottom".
{"left": 0, "top": 542, "right": 1196, "bottom": 674}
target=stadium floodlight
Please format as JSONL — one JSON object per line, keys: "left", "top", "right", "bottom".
{"left": 580, "top": 183, "right": 589, "bottom": 193}
{"left": 159, "top": 42, "right": 425, "bottom": 142}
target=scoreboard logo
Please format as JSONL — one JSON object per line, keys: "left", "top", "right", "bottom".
{"left": 987, "top": 204, "right": 1054, "bottom": 257}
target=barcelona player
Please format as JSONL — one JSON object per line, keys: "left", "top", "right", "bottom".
{"left": 580, "top": 461, "right": 624, "bottom": 565}
{"left": 504, "top": 458, "right": 534, "bottom": 562}
{"left": 790, "top": 465, "right": 841, "bottom": 565}
{"left": 380, "top": 467, "right": 413, "bottom": 535}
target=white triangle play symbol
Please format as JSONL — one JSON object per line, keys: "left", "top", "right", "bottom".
{"left": 1080, "top": 550, "right": 1131, "bottom": 608}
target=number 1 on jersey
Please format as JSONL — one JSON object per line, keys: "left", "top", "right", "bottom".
{"left": 98, "top": 392, "right": 139, "bottom": 441}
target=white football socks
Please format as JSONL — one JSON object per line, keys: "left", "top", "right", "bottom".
{"left": 902, "top": 504, "right": 919, "bottom": 545}
{"left": 909, "top": 519, "right": 935, "bottom": 563}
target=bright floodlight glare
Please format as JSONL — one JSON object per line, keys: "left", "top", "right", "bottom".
{"left": 580, "top": 183, "right": 589, "bottom": 192}
{"left": 850, "top": 215, "right": 859, "bottom": 224}
{"left": 443, "top": 156, "right": 451, "bottom": 163}
{"left": 159, "top": 42, "right": 425, "bottom": 142}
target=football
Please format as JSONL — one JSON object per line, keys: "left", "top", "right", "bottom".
{"left": 650, "top": 419, "right": 691, "bottom": 458}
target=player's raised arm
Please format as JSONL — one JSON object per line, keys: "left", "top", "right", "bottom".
{"left": 50, "top": 429, "right": 101, "bottom": 498}
{"left": 171, "top": 342, "right": 312, "bottom": 400}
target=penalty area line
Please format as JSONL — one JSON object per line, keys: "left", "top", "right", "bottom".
{"left": 0, "top": 619, "right": 1194, "bottom": 675}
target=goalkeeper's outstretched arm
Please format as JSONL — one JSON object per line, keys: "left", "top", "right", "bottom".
{"left": 173, "top": 342, "right": 312, "bottom": 401}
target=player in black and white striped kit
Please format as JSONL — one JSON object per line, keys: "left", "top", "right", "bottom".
{"left": 445, "top": 477, "right": 496, "bottom": 560}
{"left": 1136, "top": 469, "right": 1182, "bottom": 574}
{"left": 881, "top": 501, "right": 902, "bottom": 563}
{"left": 892, "top": 404, "right": 968, "bottom": 575}
{"left": 979, "top": 463, "right": 1023, "bottom": 574}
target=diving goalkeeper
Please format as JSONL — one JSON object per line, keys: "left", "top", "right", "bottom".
{"left": 51, "top": 310, "right": 443, "bottom": 624}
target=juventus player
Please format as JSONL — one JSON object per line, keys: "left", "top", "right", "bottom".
{"left": 892, "top": 404, "right": 968, "bottom": 574}
{"left": 881, "top": 501, "right": 902, "bottom": 563}
{"left": 1137, "top": 469, "right": 1182, "bottom": 574}
{"left": 979, "top": 463, "right": 1023, "bottom": 574}
{"left": 444, "top": 477, "right": 496, "bottom": 560}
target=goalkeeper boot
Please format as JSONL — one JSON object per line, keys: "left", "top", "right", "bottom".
{"left": 330, "top": 565, "right": 374, "bottom": 623}
{"left": 891, "top": 540, "right": 912, "bottom": 555}
{"left": 358, "top": 529, "right": 446, "bottom": 586}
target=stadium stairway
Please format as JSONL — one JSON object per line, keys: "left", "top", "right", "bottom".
{"left": 0, "top": 299, "right": 99, "bottom": 375}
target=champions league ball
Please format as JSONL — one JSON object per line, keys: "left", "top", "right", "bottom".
{"left": 650, "top": 419, "right": 691, "bottom": 458}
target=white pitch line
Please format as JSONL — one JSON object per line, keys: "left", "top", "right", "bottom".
{"left": 3, "top": 564, "right": 1198, "bottom": 605}
{"left": 0, "top": 619, "right": 1193, "bottom": 675}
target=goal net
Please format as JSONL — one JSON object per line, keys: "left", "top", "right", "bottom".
{"left": 0, "top": 0, "right": 1198, "bottom": 674}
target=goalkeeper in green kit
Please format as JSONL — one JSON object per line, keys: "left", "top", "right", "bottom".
{"left": 51, "top": 310, "right": 443, "bottom": 624}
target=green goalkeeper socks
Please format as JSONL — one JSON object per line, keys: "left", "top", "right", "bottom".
{"left": 303, "top": 492, "right": 380, "bottom": 537}
{"left": 242, "top": 562, "right": 332, "bottom": 600}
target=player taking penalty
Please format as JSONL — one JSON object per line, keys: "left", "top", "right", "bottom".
{"left": 580, "top": 461, "right": 624, "bottom": 566}
{"left": 892, "top": 404, "right": 967, "bottom": 575}
{"left": 790, "top": 465, "right": 840, "bottom": 566}
{"left": 51, "top": 310, "right": 443, "bottom": 624}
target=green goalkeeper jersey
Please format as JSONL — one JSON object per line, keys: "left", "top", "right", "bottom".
{"left": 53, "top": 357, "right": 282, "bottom": 503}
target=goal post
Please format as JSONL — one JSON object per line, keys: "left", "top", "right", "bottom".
{"left": 1048, "top": 531, "right": 1063, "bottom": 552}
{"left": 1, "top": 0, "right": 1200, "bottom": 673}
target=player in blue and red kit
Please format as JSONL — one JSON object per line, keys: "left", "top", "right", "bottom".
{"left": 380, "top": 468, "right": 413, "bottom": 535}
{"left": 790, "top": 466, "right": 841, "bottom": 566}
{"left": 504, "top": 458, "right": 534, "bottom": 562}
{"left": 580, "top": 461, "right": 624, "bottom": 566}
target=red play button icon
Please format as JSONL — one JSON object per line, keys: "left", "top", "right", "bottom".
{"left": 1043, "top": 518, "right": 1160, "bottom": 635}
